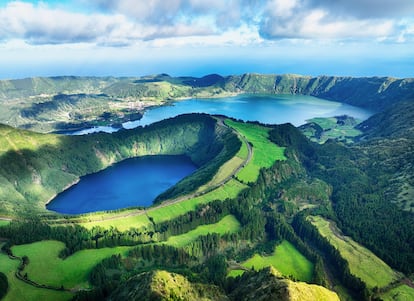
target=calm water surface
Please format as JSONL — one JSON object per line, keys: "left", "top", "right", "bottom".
{"left": 124, "top": 94, "right": 372, "bottom": 129}
{"left": 47, "top": 156, "right": 196, "bottom": 214}
{"left": 74, "top": 94, "right": 372, "bottom": 134}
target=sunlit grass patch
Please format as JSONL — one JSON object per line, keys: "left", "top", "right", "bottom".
{"left": 381, "top": 284, "right": 414, "bottom": 301}
{"left": 225, "top": 119, "right": 285, "bottom": 183}
{"left": 80, "top": 213, "right": 152, "bottom": 231}
{"left": 0, "top": 248, "right": 72, "bottom": 301}
{"left": 164, "top": 215, "right": 240, "bottom": 247}
{"left": 308, "top": 215, "right": 399, "bottom": 288}
{"left": 231, "top": 240, "right": 314, "bottom": 282}
{"left": 12, "top": 240, "right": 132, "bottom": 289}
{"left": 148, "top": 179, "right": 246, "bottom": 224}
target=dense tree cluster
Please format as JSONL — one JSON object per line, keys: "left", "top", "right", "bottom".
{"left": 270, "top": 123, "right": 414, "bottom": 274}
{"left": 0, "top": 272, "right": 8, "bottom": 300}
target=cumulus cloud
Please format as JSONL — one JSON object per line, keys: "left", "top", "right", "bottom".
{"left": 0, "top": 0, "right": 412, "bottom": 46}
{"left": 0, "top": 1, "right": 216, "bottom": 45}
{"left": 259, "top": 0, "right": 409, "bottom": 41}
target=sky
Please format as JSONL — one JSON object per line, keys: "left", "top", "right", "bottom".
{"left": 0, "top": 0, "right": 413, "bottom": 79}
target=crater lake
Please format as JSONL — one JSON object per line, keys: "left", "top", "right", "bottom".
{"left": 46, "top": 155, "right": 197, "bottom": 214}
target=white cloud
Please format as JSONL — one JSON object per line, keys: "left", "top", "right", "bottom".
{"left": 260, "top": 1, "right": 400, "bottom": 40}
{"left": 0, "top": 0, "right": 412, "bottom": 47}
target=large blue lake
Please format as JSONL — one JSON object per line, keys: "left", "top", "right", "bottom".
{"left": 47, "top": 156, "right": 196, "bottom": 214}
{"left": 74, "top": 94, "right": 373, "bottom": 134}
{"left": 49, "top": 94, "right": 372, "bottom": 214}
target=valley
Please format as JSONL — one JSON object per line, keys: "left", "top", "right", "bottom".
{"left": 0, "top": 73, "right": 413, "bottom": 301}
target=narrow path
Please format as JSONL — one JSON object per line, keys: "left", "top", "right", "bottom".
{"left": 53, "top": 117, "right": 252, "bottom": 225}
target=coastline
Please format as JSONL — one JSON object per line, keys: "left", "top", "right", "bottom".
{"left": 44, "top": 178, "right": 80, "bottom": 208}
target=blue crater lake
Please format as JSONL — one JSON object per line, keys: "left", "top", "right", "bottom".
{"left": 46, "top": 155, "right": 197, "bottom": 214}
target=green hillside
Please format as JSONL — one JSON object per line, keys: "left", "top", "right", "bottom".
{"left": 0, "top": 114, "right": 239, "bottom": 215}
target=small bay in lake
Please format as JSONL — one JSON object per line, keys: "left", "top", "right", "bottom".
{"left": 46, "top": 155, "right": 197, "bottom": 214}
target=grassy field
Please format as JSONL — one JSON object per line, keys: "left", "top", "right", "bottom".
{"left": 229, "top": 240, "right": 314, "bottom": 282}
{"left": 0, "top": 220, "right": 10, "bottom": 227}
{"left": 0, "top": 246, "right": 72, "bottom": 301}
{"left": 225, "top": 119, "right": 286, "bottom": 183}
{"left": 195, "top": 155, "right": 244, "bottom": 193}
{"left": 148, "top": 179, "right": 246, "bottom": 223}
{"left": 164, "top": 215, "right": 240, "bottom": 247}
{"left": 12, "top": 241, "right": 132, "bottom": 289}
{"left": 381, "top": 285, "right": 414, "bottom": 301}
{"left": 301, "top": 117, "right": 362, "bottom": 143}
{"left": 308, "top": 215, "right": 399, "bottom": 289}
{"left": 80, "top": 213, "right": 152, "bottom": 231}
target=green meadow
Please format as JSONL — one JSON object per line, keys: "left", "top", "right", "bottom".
{"left": 164, "top": 215, "right": 240, "bottom": 247}
{"left": 229, "top": 240, "right": 314, "bottom": 282}
{"left": 381, "top": 285, "right": 414, "bottom": 301}
{"left": 12, "top": 241, "right": 132, "bottom": 289}
{"left": 0, "top": 220, "right": 10, "bottom": 227}
{"left": 147, "top": 179, "right": 246, "bottom": 224}
{"left": 0, "top": 246, "right": 72, "bottom": 301}
{"left": 308, "top": 215, "right": 399, "bottom": 289}
{"left": 225, "top": 119, "right": 286, "bottom": 183}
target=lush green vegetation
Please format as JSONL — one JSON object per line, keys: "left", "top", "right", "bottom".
{"left": 0, "top": 220, "right": 10, "bottom": 227}
{"left": 381, "top": 285, "right": 414, "bottom": 301}
{"left": 270, "top": 121, "right": 414, "bottom": 275}
{"left": 225, "top": 119, "right": 286, "bottom": 183}
{"left": 228, "top": 267, "right": 339, "bottom": 301}
{"left": 0, "top": 271, "right": 8, "bottom": 300}
{"left": 0, "top": 250, "right": 72, "bottom": 301}
{"left": 233, "top": 240, "right": 314, "bottom": 282}
{"left": 148, "top": 179, "right": 246, "bottom": 224}
{"left": 299, "top": 115, "right": 362, "bottom": 143}
{"left": 12, "top": 240, "right": 132, "bottom": 289}
{"left": 308, "top": 216, "right": 399, "bottom": 289}
{"left": 165, "top": 215, "right": 240, "bottom": 247}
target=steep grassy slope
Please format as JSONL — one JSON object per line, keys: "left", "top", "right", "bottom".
{"left": 108, "top": 270, "right": 229, "bottom": 301}
{"left": 0, "top": 114, "right": 239, "bottom": 215}
{"left": 229, "top": 267, "right": 339, "bottom": 301}
{"left": 308, "top": 216, "right": 399, "bottom": 289}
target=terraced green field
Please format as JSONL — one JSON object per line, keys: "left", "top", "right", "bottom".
{"left": 12, "top": 241, "right": 132, "bottom": 289}
{"left": 229, "top": 240, "right": 314, "bottom": 282}
{"left": 164, "top": 215, "right": 240, "bottom": 247}
{"left": 308, "top": 215, "right": 399, "bottom": 289}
